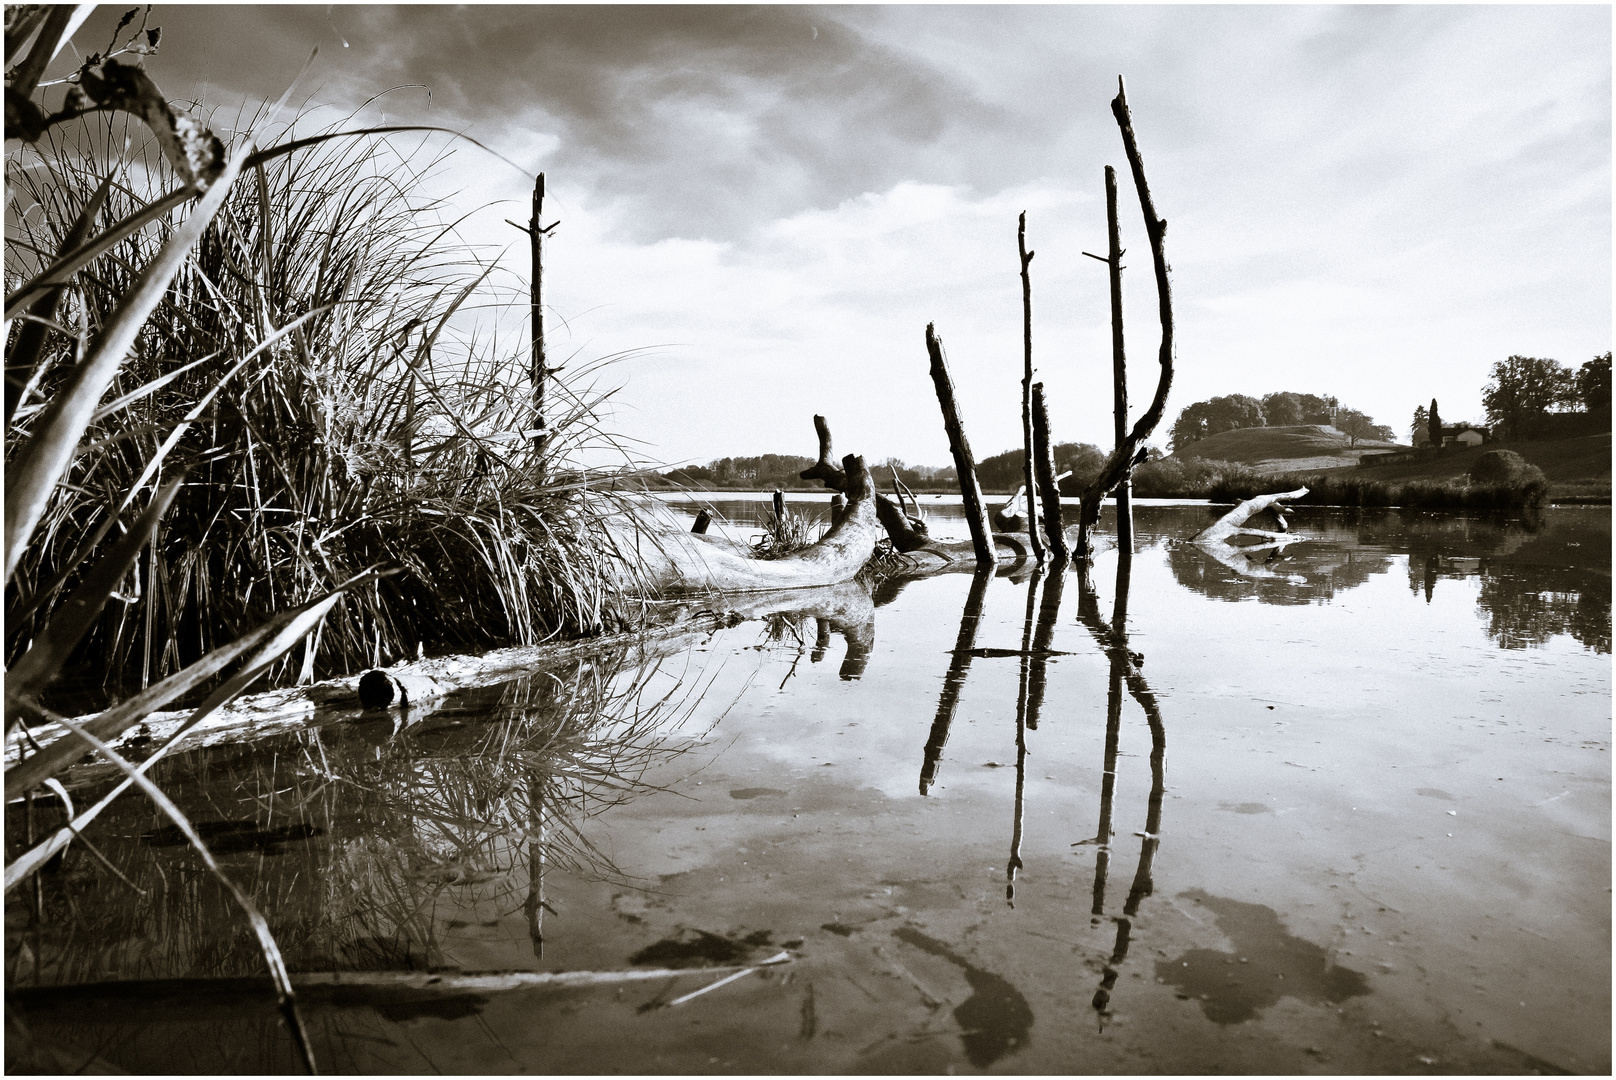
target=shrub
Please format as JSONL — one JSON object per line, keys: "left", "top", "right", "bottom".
{"left": 1469, "top": 448, "right": 1545, "bottom": 486}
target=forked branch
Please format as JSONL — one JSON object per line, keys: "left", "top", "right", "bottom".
{"left": 1073, "top": 77, "right": 1176, "bottom": 559}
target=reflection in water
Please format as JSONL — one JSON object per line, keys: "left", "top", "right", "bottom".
{"left": 1006, "top": 567, "right": 1041, "bottom": 902}
{"left": 919, "top": 568, "right": 992, "bottom": 796}
{"left": 1477, "top": 567, "right": 1610, "bottom": 653}
{"left": 1005, "top": 566, "right": 1068, "bottom": 903}
{"left": 1173, "top": 506, "right": 1611, "bottom": 655}
{"left": 1170, "top": 531, "right": 1389, "bottom": 605}
{"left": 1073, "top": 550, "right": 1168, "bottom": 1023}
{"left": 1396, "top": 509, "right": 1613, "bottom": 653}
{"left": 730, "top": 583, "right": 877, "bottom": 680}
{"left": 9, "top": 650, "right": 707, "bottom": 988}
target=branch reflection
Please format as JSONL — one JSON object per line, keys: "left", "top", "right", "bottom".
{"left": 1073, "top": 549, "right": 1167, "bottom": 1024}
{"left": 920, "top": 567, "right": 993, "bottom": 796}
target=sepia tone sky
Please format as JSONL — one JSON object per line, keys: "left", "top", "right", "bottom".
{"left": 62, "top": 4, "right": 1613, "bottom": 466}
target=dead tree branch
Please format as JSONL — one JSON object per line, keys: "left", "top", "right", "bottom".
{"left": 1031, "top": 383, "right": 1069, "bottom": 562}
{"left": 925, "top": 324, "right": 998, "bottom": 563}
{"left": 1017, "top": 213, "right": 1044, "bottom": 563}
{"left": 1073, "top": 77, "right": 1176, "bottom": 559}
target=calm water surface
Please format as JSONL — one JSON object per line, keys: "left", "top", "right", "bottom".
{"left": 6, "top": 503, "right": 1609, "bottom": 1074}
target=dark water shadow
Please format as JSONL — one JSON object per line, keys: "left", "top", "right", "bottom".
{"left": 1156, "top": 888, "right": 1369, "bottom": 1024}
{"left": 893, "top": 925, "right": 1033, "bottom": 1067}
{"left": 1388, "top": 509, "right": 1610, "bottom": 653}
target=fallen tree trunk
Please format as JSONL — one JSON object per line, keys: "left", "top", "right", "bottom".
{"left": 1192, "top": 487, "right": 1308, "bottom": 546}
{"left": 799, "top": 414, "right": 1035, "bottom": 568}
{"left": 4, "top": 605, "right": 744, "bottom": 782}
{"left": 612, "top": 452, "right": 883, "bottom": 594}
{"left": 1190, "top": 487, "right": 1309, "bottom": 581}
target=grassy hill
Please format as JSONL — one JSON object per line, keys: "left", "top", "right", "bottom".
{"left": 1172, "top": 425, "right": 1405, "bottom": 472}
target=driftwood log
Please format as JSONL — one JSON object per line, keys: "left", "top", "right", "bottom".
{"left": 612, "top": 452, "right": 884, "bottom": 594}
{"left": 1192, "top": 487, "right": 1308, "bottom": 547}
{"left": 799, "top": 415, "right": 1037, "bottom": 570}
{"left": 1191, "top": 487, "right": 1309, "bottom": 580}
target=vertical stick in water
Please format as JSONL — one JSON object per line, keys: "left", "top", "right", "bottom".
{"left": 1031, "top": 383, "right": 1069, "bottom": 562}
{"left": 1017, "top": 213, "right": 1045, "bottom": 563}
{"left": 1106, "top": 165, "right": 1134, "bottom": 554}
{"left": 925, "top": 324, "right": 997, "bottom": 564}
{"left": 530, "top": 173, "right": 549, "bottom": 466}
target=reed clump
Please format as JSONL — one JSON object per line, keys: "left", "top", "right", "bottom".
{"left": 1129, "top": 457, "right": 1265, "bottom": 498}
{"left": 7, "top": 113, "right": 640, "bottom": 703}
{"left": 750, "top": 507, "right": 823, "bottom": 559}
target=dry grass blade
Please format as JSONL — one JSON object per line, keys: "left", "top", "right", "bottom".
{"left": 48, "top": 714, "right": 319, "bottom": 1074}
{"left": 112, "top": 305, "right": 330, "bottom": 513}
{"left": 5, "top": 478, "right": 182, "bottom": 716}
{"left": 4, "top": 187, "right": 191, "bottom": 320}
{"left": 4, "top": 145, "right": 249, "bottom": 583}
{"left": 6, "top": 602, "right": 294, "bottom": 799}
{"left": 5, "top": 5, "right": 73, "bottom": 101}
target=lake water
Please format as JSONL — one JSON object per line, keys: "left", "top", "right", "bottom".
{"left": 6, "top": 501, "right": 1609, "bottom": 1074}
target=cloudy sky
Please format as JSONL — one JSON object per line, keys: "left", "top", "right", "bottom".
{"left": 69, "top": 4, "right": 1612, "bottom": 467}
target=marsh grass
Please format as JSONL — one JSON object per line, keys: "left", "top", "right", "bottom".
{"left": 7, "top": 111, "right": 645, "bottom": 705}
{"left": 750, "top": 507, "right": 823, "bottom": 559}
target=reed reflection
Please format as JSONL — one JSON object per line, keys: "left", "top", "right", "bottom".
{"left": 8, "top": 648, "right": 707, "bottom": 987}
{"left": 1073, "top": 549, "right": 1167, "bottom": 1024}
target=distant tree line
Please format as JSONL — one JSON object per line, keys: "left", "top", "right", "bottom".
{"left": 1411, "top": 353, "right": 1610, "bottom": 447}
{"left": 1167, "top": 391, "right": 1394, "bottom": 451}
{"left": 1478, "top": 353, "right": 1609, "bottom": 440}
{"left": 659, "top": 454, "right": 961, "bottom": 492}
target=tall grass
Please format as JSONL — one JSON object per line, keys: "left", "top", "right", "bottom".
{"left": 7, "top": 112, "right": 640, "bottom": 704}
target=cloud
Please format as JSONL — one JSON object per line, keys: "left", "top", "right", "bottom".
{"left": 55, "top": 4, "right": 1610, "bottom": 465}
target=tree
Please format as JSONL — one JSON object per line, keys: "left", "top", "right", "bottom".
{"left": 1168, "top": 394, "right": 1266, "bottom": 450}
{"left": 1428, "top": 398, "right": 1442, "bottom": 447}
{"left": 1336, "top": 408, "right": 1393, "bottom": 447}
{"left": 1261, "top": 391, "right": 1337, "bottom": 427}
{"left": 1576, "top": 352, "right": 1611, "bottom": 413}
{"left": 1411, "top": 405, "right": 1429, "bottom": 446}
{"left": 1482, "top": 356, "right": 1576, "bottom": 439}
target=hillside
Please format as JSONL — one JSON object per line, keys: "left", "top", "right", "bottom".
{"left": 1172, "top": 425, "right": 1406, "bottom": 473}
{"left": 1331, "top": 432, "right": 1611, "bottom": 500}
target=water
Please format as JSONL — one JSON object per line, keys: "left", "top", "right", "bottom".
{"left": 6, "top": 503, "right": 1609, "bottom": 1074}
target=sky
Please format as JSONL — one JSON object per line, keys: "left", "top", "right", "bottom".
{"left": 58, "top": 4, "right": 1614, "bottom": 468}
